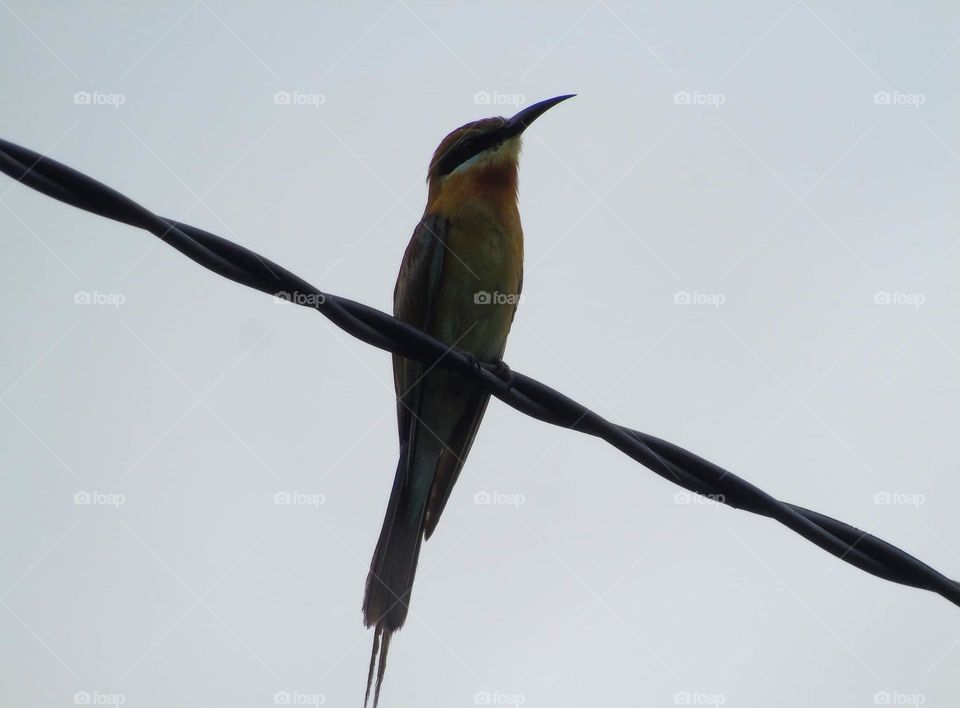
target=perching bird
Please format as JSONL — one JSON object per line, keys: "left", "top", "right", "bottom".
{"left": 362, "top": 95, "right": 574, "bottom": 706}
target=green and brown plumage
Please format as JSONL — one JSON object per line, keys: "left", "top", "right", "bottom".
{"left": 362, "top": 95, "right": 574, "bottom": 707}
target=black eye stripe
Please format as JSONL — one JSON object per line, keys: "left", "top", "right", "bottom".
{"left": 436, "top": 133, "right": 501, "bottom": 177}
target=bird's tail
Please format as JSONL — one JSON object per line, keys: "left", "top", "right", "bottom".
{"left": 362, "top": 447, "right": 434, "bottom": 707}
{"left": 364, "top": 625, "right": 391, "bottom": 708}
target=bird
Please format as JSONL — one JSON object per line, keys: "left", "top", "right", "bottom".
{"left": 362, "top": 94, "right": 575, "bottom": 706}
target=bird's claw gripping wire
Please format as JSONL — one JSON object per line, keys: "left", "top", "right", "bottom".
{"left": 460, "top": 351, "right": 485, "bottom": 378}
{"left": 482, "top": 358, "right": 515, "bottom": 390}
{"left": 458, "top": 352, "right": 515, "bottom": 390}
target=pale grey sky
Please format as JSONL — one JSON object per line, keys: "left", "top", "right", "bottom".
{"left": 2, "top": 2, "right": 960, "bottom": 707}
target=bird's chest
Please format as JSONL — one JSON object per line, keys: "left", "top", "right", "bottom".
{"left": 434, "top": 208, "right": 523, "bottom": 358}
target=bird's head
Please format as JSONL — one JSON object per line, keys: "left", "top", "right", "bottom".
{"left": 426, "top": 95, "right": 574, "bottom": 204}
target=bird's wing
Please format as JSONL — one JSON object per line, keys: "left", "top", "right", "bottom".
{"left": 392, "top": 214, "right": 497, "bottom": 539}
{"left": 366, "top": 213, "right": 451, "bottom": 624}
{"left": 422, "top": 384, "right": 489, "bottom": 538}
{"left": 365, "top": 215, "right": 452, "bottom": 708}
{"left": 392, "top": 214, "right": 449, "bottom": 432}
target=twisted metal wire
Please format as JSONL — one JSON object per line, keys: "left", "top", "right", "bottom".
{"left": 2, "top": 135, "right": 957, "bottom": 607}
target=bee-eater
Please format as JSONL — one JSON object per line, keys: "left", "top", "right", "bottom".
{"left": 362, "top": 95, "right": 574, "bottom": 706}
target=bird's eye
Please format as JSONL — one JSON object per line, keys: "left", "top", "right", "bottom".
{"left": 435, "top": 134, "right": 489, "bottom": 177}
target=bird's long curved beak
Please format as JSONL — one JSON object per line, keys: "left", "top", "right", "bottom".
{"left": 503, "top": 94, "right": 576, "bottom": 138}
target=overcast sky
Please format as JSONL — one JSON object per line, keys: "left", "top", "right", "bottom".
{"left": 2, "top": 2, "right": 960, "bottom": 706}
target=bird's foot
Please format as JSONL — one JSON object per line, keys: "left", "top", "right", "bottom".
{"left": 462, "top": 351, "right": 485, "bottom": 377}
{"left": 482, "top": 358, "right": 515, "bottom": 390}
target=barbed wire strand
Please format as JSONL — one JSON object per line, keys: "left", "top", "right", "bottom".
{"left": 2, "top": 135, "right": 958, "bottom": 606}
